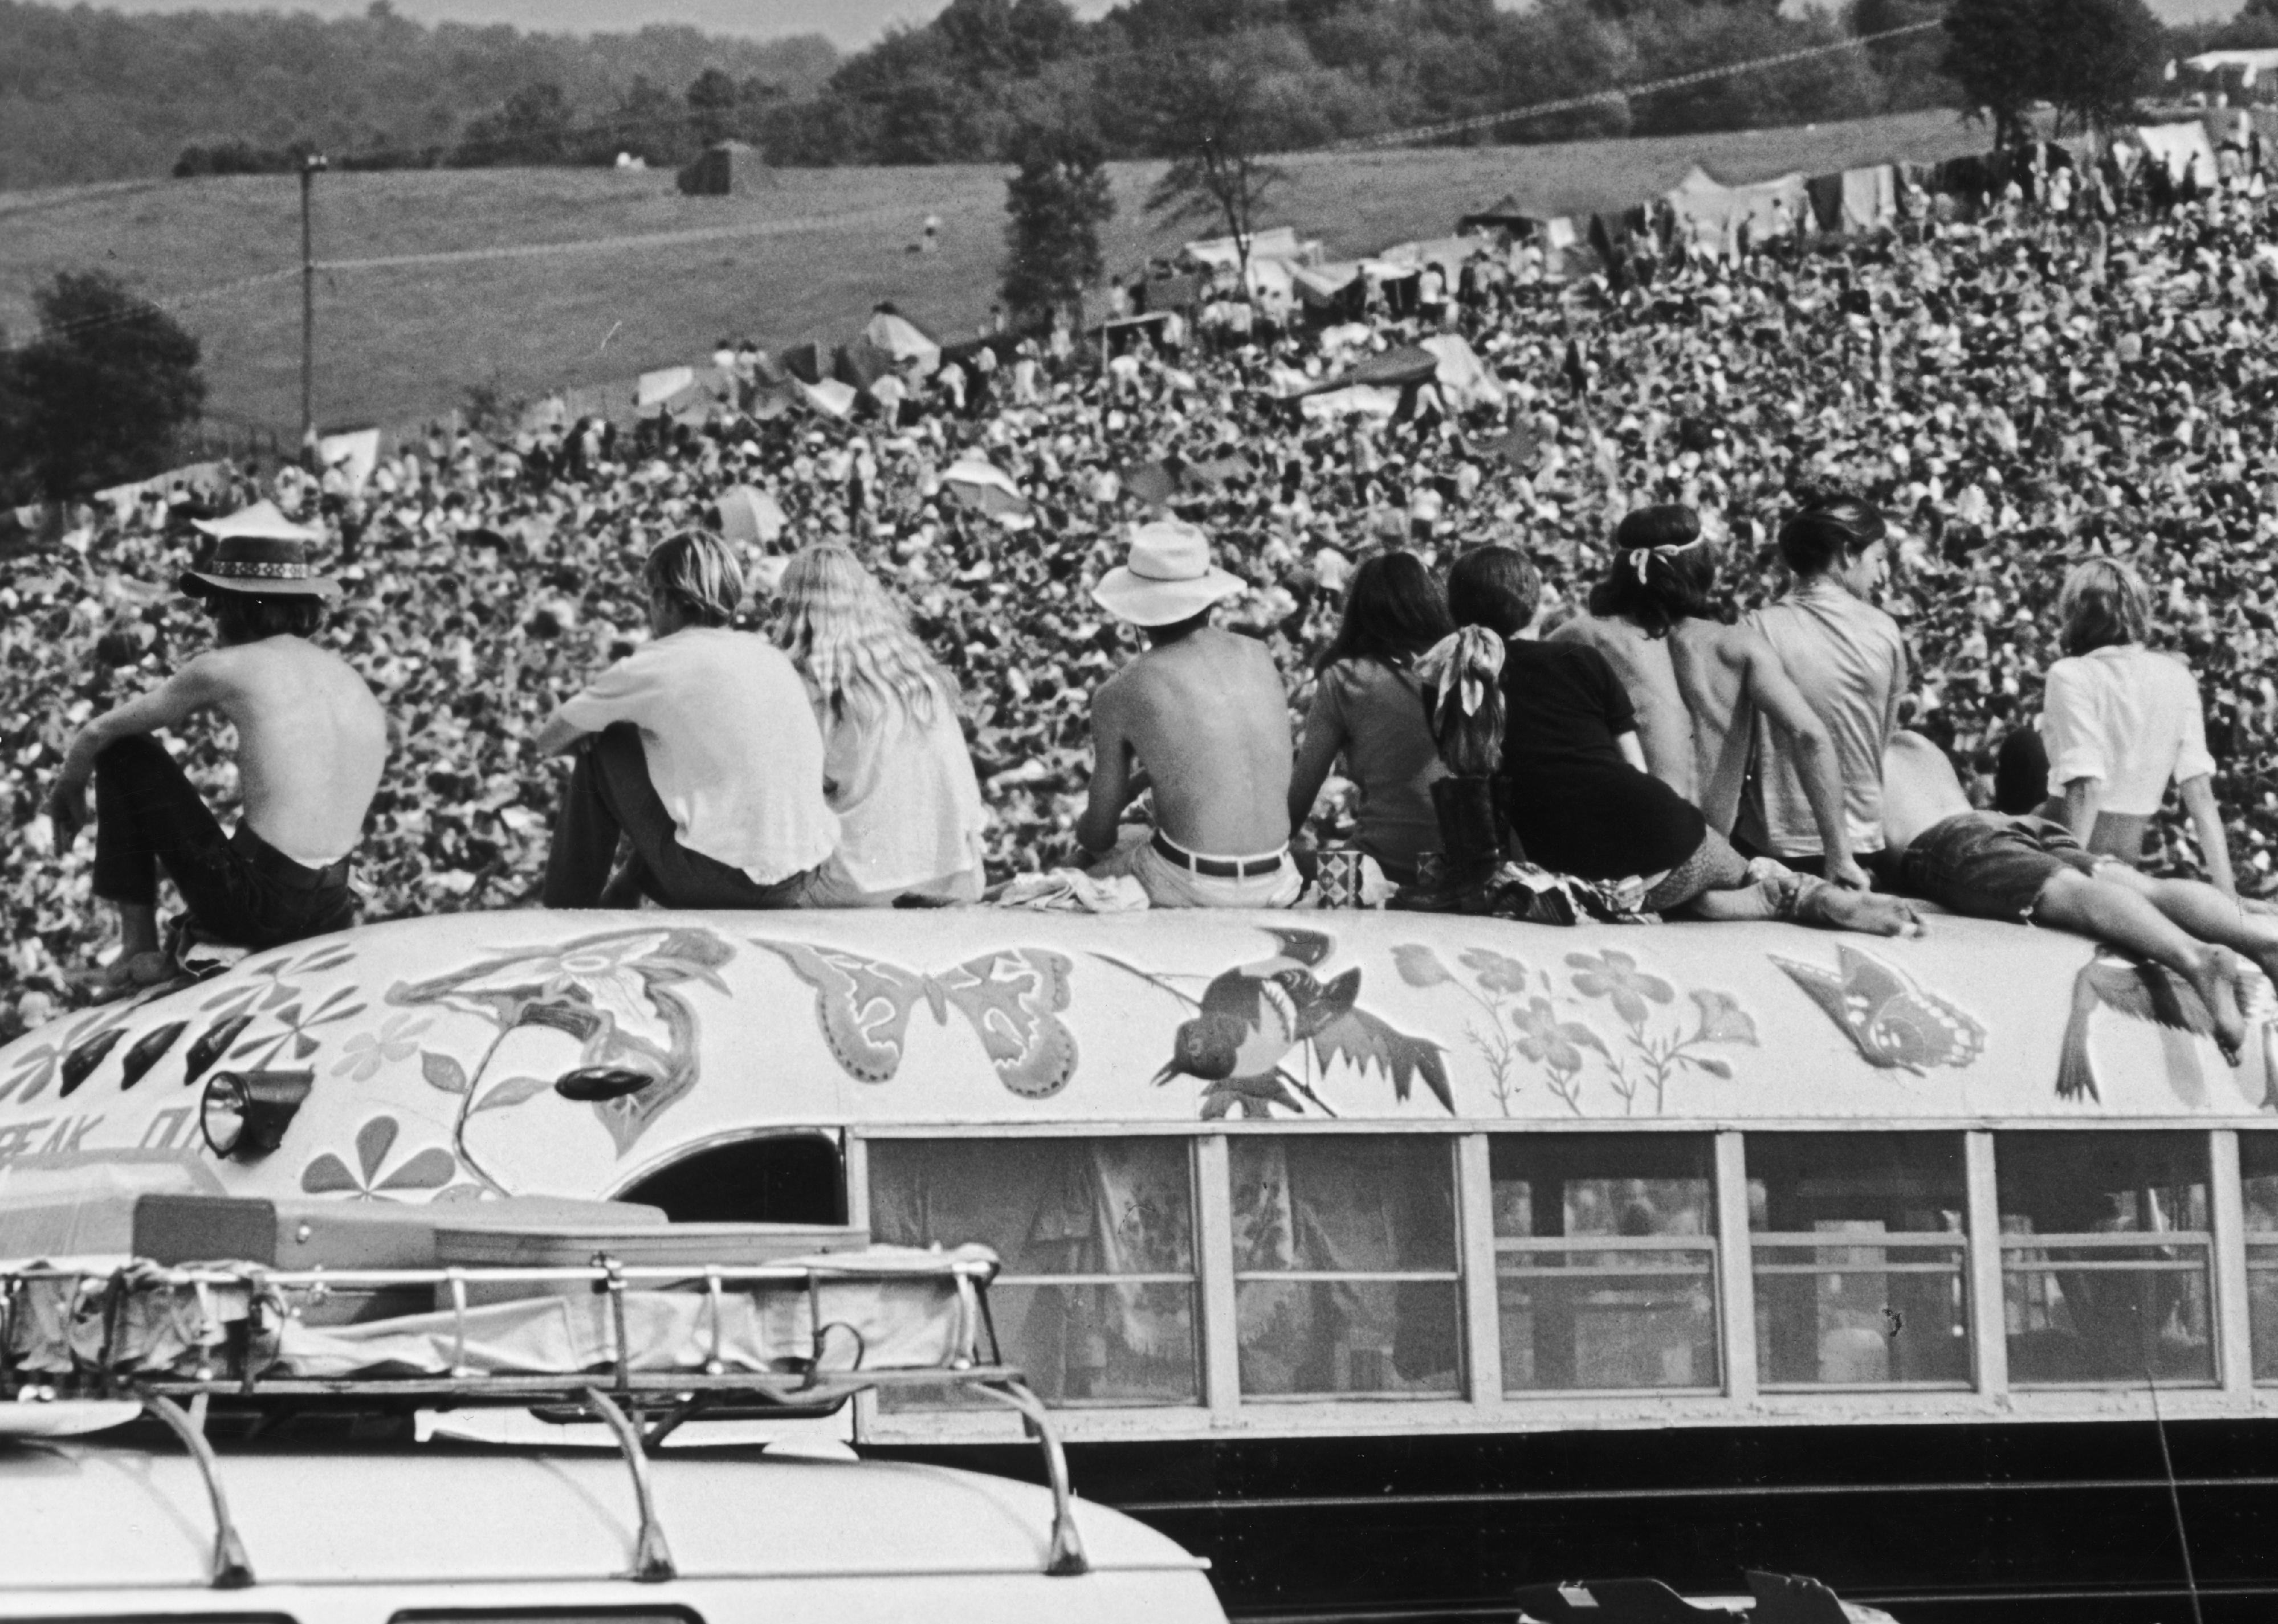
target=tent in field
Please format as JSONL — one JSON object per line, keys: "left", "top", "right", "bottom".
{"left": 1381, "top": 236, "right": 1489, "bottom": 280}
{"left": 1419, "top": 334, "right": 1503, "bottom": 411}
{"left": 794, "top": 377, "right": 858, "bottom": 419}
{"left": 780, "top": 342, "right": 826, "bottom": 386}
{"left": 834, "top": 337, "right": 898, "bottom": 393}
{"left": 716, "top": 485, "right": 788, "bottom": 548}
{"left": 942, "top": 456, "right": 1029, "bottom": 518}
{"left": 863, "top": 311, "right": 942, "bottom": 376}
{"left": 677, "top": 140, "right": 767, "bottom": 198}
{"left": 1180, "top": 226, "right": 1318, "bottom": 272}
{"left": 1662, "top": 166, "right": 1809, "bottom": 258}
{"left": 2135, "top": 121, "right": 2220, "bottom": 189}
{"left": 1456, "top": 194, "right": 1541, "bottom": 238}
{"left": 635, "top": 366, "right": 698, "bottom": 409}
{"left": 317, "top": 427, "right": 383, "bottom": 495}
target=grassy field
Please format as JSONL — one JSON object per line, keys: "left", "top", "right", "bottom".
{"left": 0, "top": 108, "right": 1989, "bottom": 436}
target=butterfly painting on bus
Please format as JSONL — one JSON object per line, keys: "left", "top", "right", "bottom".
{"left": 752, "top": 940, "right": 1080, "bottom": 1100}
{"left": 1770, "top": 945, "right": 1984, "bottom": 1075}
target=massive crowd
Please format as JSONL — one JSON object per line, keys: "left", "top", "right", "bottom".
{"left": 7, "top": 144, "right": 2278, "bottom": 1034}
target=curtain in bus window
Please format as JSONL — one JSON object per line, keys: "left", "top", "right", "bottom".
{"left": 867, "top": 1139, "right": 1196, "bottom": 1405}
{"left": 1231, "top": 1137, "right": 1458, "bottom": 1397}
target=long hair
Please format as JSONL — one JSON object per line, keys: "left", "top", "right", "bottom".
{"left": 644, "top": 531, "right": 743, "bottom": 627}
{"left": 1778, "top": 492, "right": 1886, "bottom": 578}
{"left": 775, "top": 543, "right": 957, "bottom": 728}
{"left": 1315, "top": 552, "right": 1453, "bottom": 674}
{"left": 1588, "top": 505, "right": 1719, "bottom": 637}
{"left": 2056, "top": 557, "right": 2149, "bottom": 657}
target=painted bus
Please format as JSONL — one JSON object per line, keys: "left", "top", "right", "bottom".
{"left": 4, "top": 906, "right": 2277, "bottom": 1622}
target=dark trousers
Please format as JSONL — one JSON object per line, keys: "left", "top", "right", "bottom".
{"left": 92, "top": 735, "right": 357, "bottom": 948}
{"left": 541, "top": 724, "right": 820, "bottom": 910}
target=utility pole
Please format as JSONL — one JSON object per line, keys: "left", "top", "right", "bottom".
{"left": 299, "top": 150, "right": 328, "bottom": 466}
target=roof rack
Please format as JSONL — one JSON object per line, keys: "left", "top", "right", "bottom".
{"left": 1, "top": 1252, "right": 1087, "bottom": 1589}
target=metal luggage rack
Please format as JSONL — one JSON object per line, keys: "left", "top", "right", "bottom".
{"left": 0, "top": 1253, "right": 1086, "bottom": 1589}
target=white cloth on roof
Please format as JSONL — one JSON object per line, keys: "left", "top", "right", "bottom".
{"left": 2040, "top": 644, "right": 2217, "bottom": 814}
{"left": 557, "top": 627, "right": 838, "bottom": 884}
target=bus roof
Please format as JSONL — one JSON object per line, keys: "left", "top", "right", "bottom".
{"left": 0, "top": 910, "right": 2265, "bottom": 1206}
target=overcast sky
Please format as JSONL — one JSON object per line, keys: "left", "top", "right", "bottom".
{"left": 77, "top": 0, "right": 2239, "bottom": 50}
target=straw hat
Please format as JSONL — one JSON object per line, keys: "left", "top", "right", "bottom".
{"left": 1092, "top": 519, "right": 1244, "bottom": 627}
{"left": 180, "top": 501, "right": 338, "bottom": 599}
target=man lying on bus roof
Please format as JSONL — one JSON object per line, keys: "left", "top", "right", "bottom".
{"left": 1882, "top": 731, "right": 2273, "bottom": 1063}
{"left": 45, "top": 503, "right": 388, "bottom": 996}
{"left": 1075, "top": 520, "right": 1302, "bottom": 908}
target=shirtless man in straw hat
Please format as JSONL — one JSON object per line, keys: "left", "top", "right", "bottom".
{"left": 1078, "top": 518, "right": 1302, "bottom": 907}
{"left": 47, "top": 501, "right": 388, "bottom": 996}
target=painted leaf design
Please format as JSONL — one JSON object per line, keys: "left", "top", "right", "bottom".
{"left": 58, "top": 1029, "right": 125, "bottom": 1098}
{"left": 1391, "top": 945, "right": 1452, "bottom": 988}
{"left": 300, "top": 1153, "right": 359, "bottom": 1194}
{"left": 472, "top": 1075, "right": 551, "bottom": 1115}
{"left": 376, "top": 1148, "right": 458, "bottom": 1192}
{"left": 119, "top": 1022, "right": 189, "bottom": 1091}
{"left": 354, "top": 1116, "right": 400, "bottom": 1184}
{"left": 421, "top": 1051, "right": 470, "bottom": 1095}
{"left": 1691, "top": 989, "right": 1759, "bottom": 1046}
{"left": 1693, "top": 1056, "right": 1735, "bottom": 1080}
{"left": 184, "top": 1014, "right": 254, "bottom": 1087}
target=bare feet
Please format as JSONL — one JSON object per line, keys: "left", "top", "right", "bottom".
{"left": 72, "top": 950, "right": 172, "bottom": 1005}
{"left": 2181, "top": 946, "right": 2248, "bottom": 1067}
{"left": 1794, "top": 878, "right": 1925, "bottom": 938}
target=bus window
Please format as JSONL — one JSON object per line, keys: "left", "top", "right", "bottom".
{"left": 2239, "top": 1132, "right": 2278, "bottom": 1381}
{"left": 1998, "top": 1132, "right": 2214, "bottom": 1386}
{"left": 1491, "top": 1135, "right": 1718, "bottom": 1393}
{"left": 1230, "top": 1136, "right": 1459, "bottom": 1398}
{"left": 867, "top": 1137, "right": 1199, "bottom": 1406}
{"left": 618, "top": 1132, "right": 843, "bottom": 1223}
{"left": 1746, "top": 1133, "right": 1969, "bottom": 1389}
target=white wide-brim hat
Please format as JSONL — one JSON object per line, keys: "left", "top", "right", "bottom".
{"left": 1093, "top": 517, "right": 1244, "bottom": 627}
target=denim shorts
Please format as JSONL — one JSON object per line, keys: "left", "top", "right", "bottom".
{"left": 1897, "top": 814, "right": 2105, "bottom": 920}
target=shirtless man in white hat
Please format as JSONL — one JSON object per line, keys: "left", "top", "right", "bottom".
{"left": 1077, "top": 519, "right": 1301, "bottom": 907}
{"left": 46, "top": 501, "right": 388, "bottom": 995}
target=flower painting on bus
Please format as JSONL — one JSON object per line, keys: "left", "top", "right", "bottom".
{"left": 1104, "top": 927, "right": 1450, "bottom": 1120}
{"left": 384, "top": 924, "right": 733, "bottom": 1154}
{"left": 1395, "top": 941, "right": 1756, "bottom": 1115}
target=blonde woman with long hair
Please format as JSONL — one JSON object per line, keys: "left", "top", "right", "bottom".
{"left": 774, "top": 544, "right": 986, "bottom": 905}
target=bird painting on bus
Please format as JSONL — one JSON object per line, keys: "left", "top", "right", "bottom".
{"left": 1102, "top": 928, "right": 1450, "bottom": 1120}
{"left": 1770, "top": 946, "right": 1984, "bottom": 1076}
{"left": 2054, "top": 949, "right": 2232, "bottom": 1104}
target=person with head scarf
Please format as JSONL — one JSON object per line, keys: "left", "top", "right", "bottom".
{"left": 535, "top": 531, "right": 837, "bottom": 909}
{"left": 774, "top": 543, "right": 985, "bottom": 905}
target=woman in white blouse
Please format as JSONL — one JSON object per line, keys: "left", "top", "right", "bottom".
{"left": 2040, "top": 558, "right": 2234, "bottom": 896}
{"left": 774, "top": 544, "right": 987, "bottom": 906}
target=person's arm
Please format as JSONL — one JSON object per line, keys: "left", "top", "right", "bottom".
{"left": 1286, "top": 677, "right": 1347, "bottom": 838}
{"left": 536, "top": 650, "right": 647, "bottom": 758}
{"left": 2059, "top": 774, "right": 2103, "bottom": 842}
{"left": 48, "top": 658, "right": 225, "bottom": 840}
{"left": 533, "top": 711, "right": 590, "bottom": 757}
{"left": 2179, "top": 774, "right": 2237, "bottom": 898}
{"left": 1615, "top": 731, "right": 1649, "bottom": 773}
{"left": 1075, "top": 684, "right": 1138, "bottom": 858}
{"left": 1743, "top": 633, "right": 1867, "bottom": 889}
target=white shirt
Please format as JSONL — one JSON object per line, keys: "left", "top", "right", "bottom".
{"left": 821, "top": 692, "right": 986, "bottom": 895}
{"left": 559, "top": 627, "right": 838, "bottom": 884}
{"left": 2041, "top": 643, "right": 2216, "bottom": 815}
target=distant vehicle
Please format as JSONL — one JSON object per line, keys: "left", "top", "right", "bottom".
{"left": 5, "top": 907, "right": 2278, "bottom": 1619}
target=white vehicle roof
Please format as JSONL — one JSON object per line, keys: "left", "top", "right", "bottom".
{"left": 1, "top": 1441, "right": 1207, "bottom": 1589}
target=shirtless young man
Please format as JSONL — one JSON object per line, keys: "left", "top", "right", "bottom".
{"left": 1078, "top": 520, "right": 1301, "bottom": 907}
{"left": 1563, "top": 507, "right": 1873, "bottom": 891}
{"left": 1882, "top": 732, "right": 2258, "bottom": 1061}
{"left": 46, "top": 507, "right": 388, "bottom": 994}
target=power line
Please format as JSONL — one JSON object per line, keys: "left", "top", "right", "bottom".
{"left": 1323, "top": 18, "right": 1946, "bottom": 154}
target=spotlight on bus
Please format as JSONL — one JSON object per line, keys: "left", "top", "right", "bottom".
{"left": 200, "top": 1070, "right": 313, "bottom": 1160}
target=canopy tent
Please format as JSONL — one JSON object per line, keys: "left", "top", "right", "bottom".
{"left": 2183, "top": 47, "right": 2278, "bottom": 85}
{"left": 1181, "top": 226, "right": 1313, "bottom": 271}
{"left": 834, "top": 337, "right": 898, "bottom": 393}
{"left": 780, "top": 341, "right": 826, "bottom": 386}
{"left": 317, "top": 427, "right": 383, "bottom": 494}
{"left": 1419, "top": 334, "right": 1503, "bottom": 411}
{"left": 1312, "top": 344, "right": 1440, "bottom": 394}
{"left": 794, "top": 377, "right": 858, "bottom": 419}
{"left": 94, "top": 460, "right": 229, "bottom": 516}
{"left": 677, "top": 140, "right": 768, "bottom": 197}
{"left": 716, "top": 485, "right": 788, "bottom": 549}
{"left": 1291, "top": 262, "right": 1363, "bottom": 301}
{"left": 1663, "top": 166, "right": 1809, "bottom": 258}
{"left": 1380, "top": 236, "right": 1490, "bottom": 280}
{"left": 1299, "top": 385, "right": 1402, "bottom": 423}
{"left": 635, "top": 366, "right": 698, "bottom": 409}
{"left": 2136, "top": 121, "right": 2220, "bottom": 187}
{"left": 942, "top": 456, "right": 1029, "bottom": 518}
{"left": 1456, "top": 194, "right": 1541, "bottom": 237}
{"left": 863, "top": 311, "right": 942, "bottom": 376}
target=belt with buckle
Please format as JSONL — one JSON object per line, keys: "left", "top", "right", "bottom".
{"left": 1151, "top": 830, "right": 1286, "bottom": 880}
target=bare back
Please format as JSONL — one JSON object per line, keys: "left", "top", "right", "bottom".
{"left": 1666, "top": 619, "right": 1758, "bottom": 837}
{"left": 1550, "top": 613, "right": 1696, "bottom": 802}
{"left": 1098, "top": 628, "right": 1293, "bottom": 855}
{"left": 197, "top": 638, "right": 388, "bottom": 866}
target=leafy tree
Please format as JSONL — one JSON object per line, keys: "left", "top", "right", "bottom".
{"left": 1001, "top": 123, "right": 1116, "bottom": 327}
{"left": 455, "top": 81, "right": 575, "bottom": 166}
{"left": 1143, "top": 45, "right": 1291, "bottom": 292}
{"left": 1944, "top": 0, "right": 2158, "bottom": 148}
{"left": 686, "top": 67, "right": 741, "bottom": 147}
{"left": 2, "top": 273, "right": 206, "bottom": 503}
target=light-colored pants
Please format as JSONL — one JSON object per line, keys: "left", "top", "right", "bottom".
{"left": 1090, "top": 833, "right": 1302, "bottom": 909}
{"left": 802, "top": 858, "right": 984, "bottom": 908}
